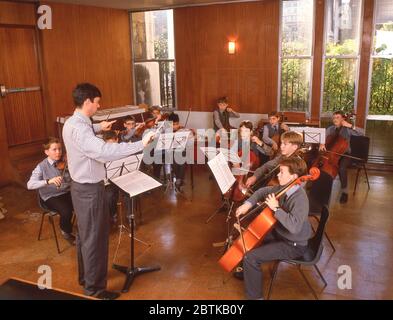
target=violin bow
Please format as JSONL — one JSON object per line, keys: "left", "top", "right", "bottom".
{"left": 184, "top": 107, "right": 191, "bottom": 129}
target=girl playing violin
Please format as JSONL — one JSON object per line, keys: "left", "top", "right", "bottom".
{"left": 27, "top": 138, "right": 75, "bottom": 245}
{"left": 319, "top": 110, "right": 363, "bottom": 204}
{"left": 235, "top": 157, "right": 312, "bottom": 300}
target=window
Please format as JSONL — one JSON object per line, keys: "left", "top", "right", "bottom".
{"left": 322, "top": 0, "right": 363, "bottom": 114}
{"left": 368, "top": 0, "right": 393, "bottom": 116}
{"left": 279, "top": 0, "right": 314, "bottom": 112}
{"left": 131, "top": 10, "right": 176, "bottom": 108}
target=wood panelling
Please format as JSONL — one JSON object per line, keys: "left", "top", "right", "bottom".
{"left": 0, "top": 1, "right": 36, "bottom": 26}
{"left": 174, "top": 0, "right": 279, "bottom": 113}
{"left": 40, "top": 1, "right": 134, "bottom": 133}
{"left": 0, "top": 27, "right": 47, "bottom": 146}
{"left": 310, "top": 0, "right": 325, "bottom": 122}
{"left": 356, "top": 0, "right": 375, "bottom": 129}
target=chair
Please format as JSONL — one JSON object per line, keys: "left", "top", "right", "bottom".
{"left": 308, "top": 170, "right": 336, "bottom": 252}
{"left": 267, "top": 206, "right": 330, "bottom": 300}
{"left": 38, "top": 194, "right": 75, "bottom": 254}
{"left": 350, "top": 135, "right": 371, "bottom": 195}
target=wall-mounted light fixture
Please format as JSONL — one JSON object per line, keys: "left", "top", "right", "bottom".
{"left": 228, "top": 41, "right": 236, "bottom": 54}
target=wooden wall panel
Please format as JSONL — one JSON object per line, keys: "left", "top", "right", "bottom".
{"left": 356, "top": 0, "right": 375, "bottom": 128}
{"left": 40, "top": 1, "right": 134, "bottom": 133}
{"left": 0, "top": 1, "right": 36, "bottom": 26}
{"left": 174, "top": 0, "right": 279, "bottom": 113}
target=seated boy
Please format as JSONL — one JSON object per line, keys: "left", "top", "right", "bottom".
{"left": 119, "top": 115, "right": 143, "bottom": 143}
{"left": 27, "top": 138, "right": 75, "bottom": 244}
{"left": 246, "top": 131, "right": 304, "bottom": 188}
{"left": 235, "top": 157, "right": 312, "bottom": 300}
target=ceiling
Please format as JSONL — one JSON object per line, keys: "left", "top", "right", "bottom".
{"left": 24, "top": 0, "right": 260, "bottom": 11}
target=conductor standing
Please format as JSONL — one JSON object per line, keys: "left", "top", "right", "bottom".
{"left": 63, "top": 83, "right": 154, "bottom": 300}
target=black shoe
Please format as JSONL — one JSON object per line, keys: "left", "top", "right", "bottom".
{"left": 339, "top": 192, "right": 348, "bottom": 204}
{"left": 61, "top": 230, "right": 76, "bottom": 245}
{"left": 233, "top": 266, "right": 244, "bottom": 281}
{"left": 94, "top": 290, "right": 120, "bottom": 300}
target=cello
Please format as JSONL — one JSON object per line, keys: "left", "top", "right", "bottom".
{"left": 230, "top": 149, "right": 260, "bottom": 202}
{"left": 218, "top": 167, "right": 320, "bottom": 272}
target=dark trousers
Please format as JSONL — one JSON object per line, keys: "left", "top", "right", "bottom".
{"left": 173, "top": 163, "right": 186, "bottom": 181}
{"left": 338, "top": 156, "right": 352, "bottom": 191}
{"left": 105, "top": 184, "right": 119, "bottom": 219}
{"left": 243, "top": 231, "right": 307, "bottom": 299}
{"left": 71, "top": 181, "right": 109, "bottom": 296}
{"left": 44, "top": 192, "right": 74, "bottom": 234}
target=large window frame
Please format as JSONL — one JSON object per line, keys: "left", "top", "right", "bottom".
{"left": 130, "top": 9, "right": 177, "bottom": 109}
{"left": 320, "top": 0, "right": 364, "bottom": 117}
{"left": 278, "top": 0, "right": 315, "bottom": 114}
{"left": 366, "top": 0, "right": 393, "bottom": 119}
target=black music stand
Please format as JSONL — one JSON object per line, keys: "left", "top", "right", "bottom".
{"left": 110, "top": 169, "right": 162, "bottom": 293}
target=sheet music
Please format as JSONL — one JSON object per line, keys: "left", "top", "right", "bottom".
{"left": 110, "top": 170, "right": 162, "bottom": 197}
{"left": 289, "top": 126, "right": 326, "bottom": 144}
{"left": 208, "top": 152, "right": 236, "bottom": 194}
{"left": 156, "top": 132, "right": 174, "bottom": 151}
{"left": 105, "top": 154, "right": 143, "bottom": 184}
{"left": 200, "top": 146, "right": 242, "bottom": 163}
{"left": 172, "top": 131, "right": 191, "bottom": 150}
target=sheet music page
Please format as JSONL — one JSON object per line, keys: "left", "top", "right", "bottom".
{"left": 200, "top": 146, "right": 219, "bottom": 160}
{"left": 219, "top": 148, "right": 242, "bottom": 164}
{"left": 156, "top": 132, "right": 174, "bottom": 151}
{"left": 207, "top": 152, "right": 236, "bottom": 194}
{"left": 289, "top": 126, "right": 326, "bottom": 144}
{"left": 172, "top": 131, "right": 191, "bottom": 150}
{"left": 111, "top": 170, "right": 162, "bottom": 197}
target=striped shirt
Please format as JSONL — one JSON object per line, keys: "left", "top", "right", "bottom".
{"left": 62, "top": 110, "right": 144, "bottom": 184}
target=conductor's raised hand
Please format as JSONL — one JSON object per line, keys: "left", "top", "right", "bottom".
{"left": 100, "top": 120, "right": 116, "bottom": 131}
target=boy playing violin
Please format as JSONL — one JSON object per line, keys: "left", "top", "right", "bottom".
{"left": 319, "top": 110, "right": 363, "bottom": 204}
{"left": 119, "top": 116, "right": 144, "bottom": 143}
{"left": 235, "top": 157, "right": 312, "bottom": 300}
{"left": 213, "top": 96, "right": 240, "bottom": 132}
{"left": 27, "top": 138, "right": 75, "bottom": 244}
{"left": 261, "top": 112, "right": 289, "bottom": 152}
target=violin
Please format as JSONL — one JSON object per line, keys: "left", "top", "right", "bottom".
{"left": 55, "top": 154, "right": 68, "bottom": 189}
{"left": 218, "top": 167, "right": 321, "bottom": 272}
{"left": 134, "top": 116, "right": 157, "bottom": 137}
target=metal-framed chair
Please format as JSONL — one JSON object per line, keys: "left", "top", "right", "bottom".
{"left": 308, "top": 170, "right": 336, "bottom": 252}
{"left": 267, "top": 206, "right": 330, "bottom": 300}
{"left": 37, "top": 196, "right": 61, "bottom": 254}
{"left": 350, "top": 135, "right": 371, "bottom": 195}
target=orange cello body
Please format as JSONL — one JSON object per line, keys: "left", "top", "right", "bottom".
{"left": 218, "top": 167, "right": 321, "bottom": 272}
{"left": 219, "top": 208, "right": 277, "bottom": 272}
{"left": 312, "top": 133, "right": 348, "bottom": 179}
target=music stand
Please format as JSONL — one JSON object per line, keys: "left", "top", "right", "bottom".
{"left": 106, "top": 154, "right": 151, "bottom": 265}
{"left": 289, "top": 126, "right": 326, "bottom": 144}
{"left": 109, "top": 161, "right": 162, "bottom": 293}
{"left": 156, "top": 131, "right": 192, "bottom": 198}
{"left": 203, "top": 152, "right": 238, "bottom": 251}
